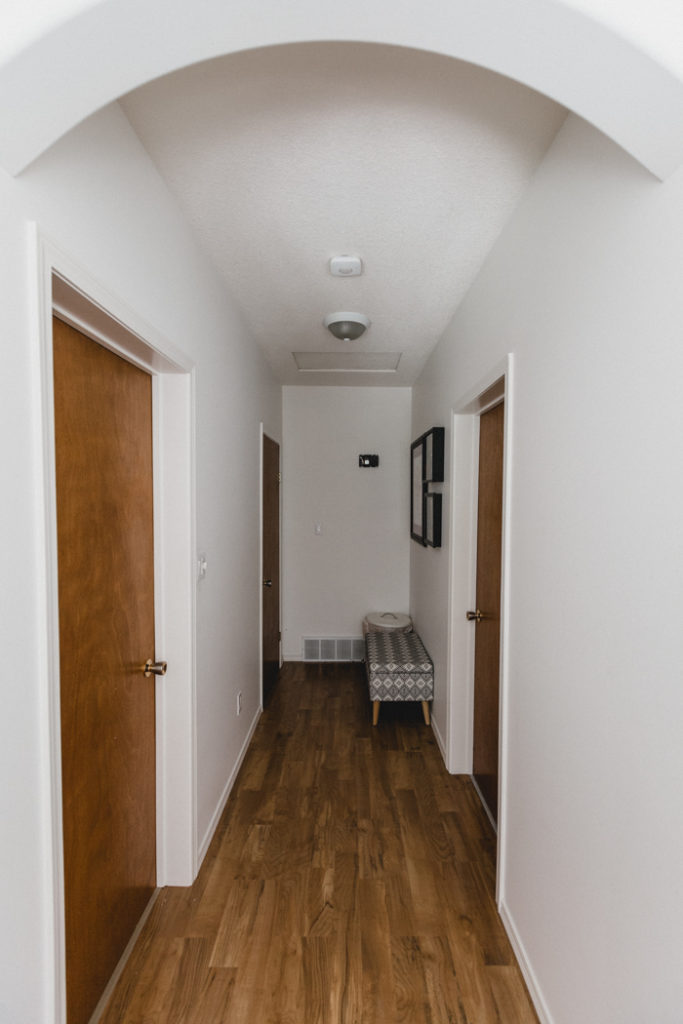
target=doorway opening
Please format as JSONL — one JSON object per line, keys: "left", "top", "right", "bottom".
{"left": 36, "top": 235, "right": 197, "bottom": 1023}
{"left": 471, "top": 398, "right": 505, "bottom": 827}
{"left": 53, "top": 316, "right": 158, "bottom": 1024}
{"left": 261, "top": 431, "right": 281, "bottom": 708}
{"left": 446, "top": 356, "right": 513, "bottom": 902}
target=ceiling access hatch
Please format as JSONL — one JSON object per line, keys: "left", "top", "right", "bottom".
{"left": 293, "top": 351, "right": 401, "bottom": 373}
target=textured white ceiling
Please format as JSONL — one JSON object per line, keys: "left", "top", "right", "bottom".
{"left": 121, "top": 42, "right": 566, "bottom": 386}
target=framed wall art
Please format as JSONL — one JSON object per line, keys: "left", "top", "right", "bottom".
{"left": 423, "top": 426, "right": 444, "bottom": 482}
{"left": 424, "top": 492, "right": 442, "bottom": 547}
{"left": 411, "top": 437, "right": 425, "bottom": 543}
{"left": 410, "top": 427, "right": 444, "bottom": 547}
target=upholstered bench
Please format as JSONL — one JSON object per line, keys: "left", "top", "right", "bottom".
{"left": 364, "top": 629, "right": 433, "bottom": 726}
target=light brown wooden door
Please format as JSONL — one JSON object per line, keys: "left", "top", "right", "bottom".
{"left": 53, "top": 318, "right": 157, "bottom": 1024}
{"left": 472, "top": 400, "right": 505, "bottom": 826}
{"left": 262, "top": 435, "right": 280, "bottom": 706}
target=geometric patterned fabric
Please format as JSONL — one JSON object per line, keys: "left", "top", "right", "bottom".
{"left": 365, "top": 629, "right": 434, "bottom": 702}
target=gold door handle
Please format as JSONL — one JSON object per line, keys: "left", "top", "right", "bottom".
{"left": 144, "top": 659, "right": 167, "bottom": 677}
{"left": 263, "top": 579, "right": 273, "bottom": 587}
{"left": 466, "top": 609, "right": 485, "bottom": 622}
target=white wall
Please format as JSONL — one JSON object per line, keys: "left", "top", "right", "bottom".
{"left": 282, "top": 386, "right": 411, "bottom": 658}
{"left": 0, "top": 104, "right": 280, "bottom": 1024}
{"left": 3, "top": 0, "right": 683, "bottom": 179}
{"left": 412, "top": 113, "right": 683, "bottom": 1023}
{"left": 3, "top": 39, "right": 683, "bottom": 1024}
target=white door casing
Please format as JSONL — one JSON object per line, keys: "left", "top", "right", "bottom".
{"left": 34, "top": 229, "right": 197, "bottom": 1024}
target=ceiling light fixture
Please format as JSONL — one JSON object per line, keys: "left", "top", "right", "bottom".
{"left": 323, "top": 312, "right": 370, "bottom": 342}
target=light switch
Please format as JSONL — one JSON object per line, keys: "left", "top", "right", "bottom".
{"left": 197, "top": 553, "right": 208, "bottom": 579}
{"left": 314, "top": 523, "right": 322, "bottom": 536}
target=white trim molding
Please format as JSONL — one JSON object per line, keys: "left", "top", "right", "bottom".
{"left": 1, "top": 0, "right": 682, "bottom": 178}
{"left": 197, "top": 704, "right": 262, "bottom": 865}
{"left": 447, "top": 355, "right": 513, "bottom": 902}
{"left": 499, "top": 900, "right": 554, "bottom": 1024}
{"left": 33, "top": 228, "right": 197, "bottom": 1024}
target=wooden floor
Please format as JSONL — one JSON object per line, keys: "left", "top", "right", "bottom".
{"left": 100, "top": 662, "right": 539, "bottom": 1023}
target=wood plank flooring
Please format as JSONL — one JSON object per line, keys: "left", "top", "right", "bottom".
{"left": 99, "top": 662, "right": 539, "bottom": 1023}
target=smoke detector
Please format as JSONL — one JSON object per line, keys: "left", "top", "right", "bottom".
{"left": 329, "top": 255, "right": 362, "bottom": 277}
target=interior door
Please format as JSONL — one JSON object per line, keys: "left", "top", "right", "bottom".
{"left": 53, "top": 317, "right": 157, "bottom": 1024}
{"left": 261, "top": 435, "right": 280, "bottom": 706}
{"left": 471, "top": 400, "right": 505, "bottom": 826}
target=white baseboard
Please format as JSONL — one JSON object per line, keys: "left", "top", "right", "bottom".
{"left": 499, "top": 899, "right": 554, "bottom": 1024}
{"left": 197, "top": 704, "right": 262, "bottom": 868}
{"left": 471, "top": 774, "right": 498, "bottom": 834}
{"left": 431, "top": 714, "right": 448, "bottom": 768}
{"left": 91, "top": 889, "right": 159, "bottom": 1023}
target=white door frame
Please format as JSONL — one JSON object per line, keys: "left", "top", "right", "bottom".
{"left": 33, "top": 230, "right": 197, "bottom": 1023}
{"left": 446, "top": 354, "right": 514, "bottom": 904}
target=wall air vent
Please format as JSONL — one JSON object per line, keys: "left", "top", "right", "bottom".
{"left": 302, "top": 637, "right": 365, "bottom": 662}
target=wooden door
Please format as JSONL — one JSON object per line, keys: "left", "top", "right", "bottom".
{"left": 53, "top": 318, "right": 157, "bottom": 1024}
{"left": 261, "top": 436, "right": 280, "bottom": 706}
{"left": 472, "top": 401, "right": 505, "bottom": 826}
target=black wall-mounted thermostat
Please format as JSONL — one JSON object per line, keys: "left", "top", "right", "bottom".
{"left": 359, "top": 454, "right": 379, "bottom": 467}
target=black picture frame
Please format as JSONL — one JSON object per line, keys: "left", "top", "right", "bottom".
{"left": 411, "top": 427, "right": 444, "bottom": 547}
{"left": 411, "top": 437, "right": 425, "bottom": 543}
{"left": 424, "top": 492, "right": 442, "bottom": 547}
{"left": 423, "top": 426, "right": 445, "bottom": 483}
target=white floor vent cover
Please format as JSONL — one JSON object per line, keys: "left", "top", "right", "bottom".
{"left": 302, "top": 637, "right": 365, "bottom": 662}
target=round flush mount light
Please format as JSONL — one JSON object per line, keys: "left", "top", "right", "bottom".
{"left": 323, "top": 312, "right": 370, "bottom": 342}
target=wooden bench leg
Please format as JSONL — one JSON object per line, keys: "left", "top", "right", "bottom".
{"left": 372, "top": 700, "right": 380, "bottom": 726}
{"left": 421, "top": 700, "right": 430, "bottom": 726}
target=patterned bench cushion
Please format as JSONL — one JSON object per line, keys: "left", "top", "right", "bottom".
{"left": 365, "top": 630, "right": 434, "bottom": 702}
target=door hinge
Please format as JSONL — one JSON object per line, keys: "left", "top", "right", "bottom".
{"left": 278, "top": 631, "right": 281, "bottom": 641}
{"left": 277, "top": 472, "right": 281, "bottom": 483}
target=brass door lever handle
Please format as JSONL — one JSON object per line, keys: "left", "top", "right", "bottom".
{"left": 466, "top": 609, "right": 486, "bottom": 622}
{"left": 144, "top": 659, "right": 167, "bottom": 677}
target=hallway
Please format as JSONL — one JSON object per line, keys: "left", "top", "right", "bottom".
{"left": 100, "top": 663, "right": 538, "bottom": 1022}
